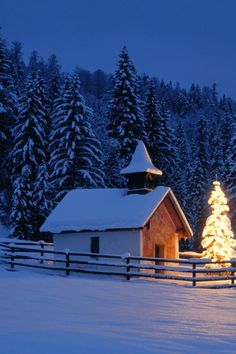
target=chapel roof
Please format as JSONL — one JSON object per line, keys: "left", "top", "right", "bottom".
{"left": 40, "top": 186, "right": 192, "bottom": 236}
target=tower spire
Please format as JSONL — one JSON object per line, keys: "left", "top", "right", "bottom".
{"left": 121, "top": 141, "right": 162, "bottom": 194}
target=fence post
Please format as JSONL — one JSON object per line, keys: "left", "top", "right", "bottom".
{"left": 231, "top": 260, "right": 236, "bottom": 285}
{"left": 65, "top": 249, "right": 70, "bottom": 276}
{"left": 39, "top": 240, "right": 45, "bottom": 264}
{"left": 126, "top": 256, "right": 130, "bottom": 280}
{"left": 192, "top": 262, "right": 196, "bottom": 287}
{"left": 10, "top": 243, "right": 15, "bottom": 270}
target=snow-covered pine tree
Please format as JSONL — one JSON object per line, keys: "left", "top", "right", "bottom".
{"left": 138, "top": 73, "right": 151, "bottom": 102}
{"left": 171, "top": 83, "right": 190, "bottom": 116}
{"left": 47, "top": 71, "right": 61, "bottom": 111}
{"left": 35, "top": 77, "right": 51, "bottom": 138}
{"left": 33, "top": 161, "right": 53, "bottom": 229}
{"left": 11, "top": 77, "right": 48, "bottom": 239}
{"left": 27, "top": 50, "right": 39, "bottom": 79}
{"left": 46, "top": 54, "right": 62, "bottom": 112}
{"left": 11, "top": 166, "right": 35, "bottom": 239}
{"left": 174, "top": 121, "right": 192, "bottom": 251}
{"left": 8, "top": 41, "right": 26, "bottom": 96}
{"left": 220, "top": 105, "right": 235, "bottom": 185}
{"left": 185, "top": 139, "right": 200, "bottom": 245}
{"left": 208, "top": 121, "right": 223, "bottom": 179}
{"left": 227, "top": 120, "right": 236, "bottom": 233}
{"left": 144, "top": 81, "right": 176, "bottom": 186}
{"left": 210, "top": 83, "right": 218, "bottom": 106}
{"left": 188, "top": 83, "right": 203, "bottom": 110}
{"left": 104, "top": 140, "right": 124, "bottom": 187}
{"left": 173, "top": 120, "right": 190, "bottom": 210}
{"left": 0, "top": 33, "right": 17, "bottom": 225}
{"left": 0, "top": 34, "right": 16, "bottom": 159}
{"left": 89, "top": 101, "right": 115, "bottom": 187}
{"left": 145, "top": 97, "right": 176, "bottom": 187}
{"left": 191, "top": 116, "right": 211, "bottom": 249}
{"left": 144, "top": 80, "right": 160, "bottom": 144}
{"left": 33, "top": 77, "right": 53, "bottom": 230}
{"left": 107, "top": 46, "right": 144, "bottom": 168}
{"left": 49, "top": 75, "right": 105, "bottom": 202}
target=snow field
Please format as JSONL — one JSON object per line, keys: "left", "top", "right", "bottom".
{"left": 0, "top": 267, "right": 235, "bottom": 354}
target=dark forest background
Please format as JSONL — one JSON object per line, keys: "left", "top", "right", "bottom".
{"left": 0, "top": 31, "right": 235, "bottom": 249}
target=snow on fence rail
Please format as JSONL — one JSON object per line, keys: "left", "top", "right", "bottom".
{"left": 0, "top": 241, "right": 236, "bottom": 288}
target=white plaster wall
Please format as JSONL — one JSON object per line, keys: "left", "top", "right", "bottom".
{"left": 54, "top": 230, "right": 141, "bottom": 256}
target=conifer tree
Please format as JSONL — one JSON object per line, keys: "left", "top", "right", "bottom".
{"left": 8, "top": 41, "right": 26, "bottom": 96}
{"left": 188, "top": 83, "right": 202, "bottom": 109}
{"left": 50, "top": 75, "right": 105, "bottom": 202}
{"left": 185, "top": 140, "right": 200, "bottom": 242}
{"left": 33, "top": 161, "right": 53, "bottom": 228}
{"left": 171, "top": 83, "right": 189, "bottom": 116}
{"left": 107, "top": 46, "right": 144, "bottom": 167}
{"left": 191, "top": 116, "right": 211, "bottom": 249}
{"left": 196, "top": 116, "right": 209, "bottom": 180}
{"left": 220, "top": 108, "right": 234, "bottom": 184}
{"left": 11, "top": 77, "right": 48, "bottom": 239}
{"left": 144, "top": 80, "right": 159, "bottom": 144}
{"left": 201, "top": 181, "right": 235, "bottom": 267}
{"left": 0, "top": 35, "right": 16, "bottom": 163}
{"left": 208, "top": 122, "right": 223, "bottom": 179}
{"left": 148, "top": 100, "right": 176, "bottom": 187}
{"left": 27, "top": 50, "right": 39, "bottom": 78}
{"left": 227, "top": 121, "right": 236, "bottom": 233}
{"left": 35, "top": 77, "right": 51, "bottom": 137}
{"left": 173, "top": 121, "right": 189, "bottom": 210}
{"left": 47, "top": 71, "right": 61, "bottom": 112}
{"left": 0, "top": 34, "right": 17, "bottom": 225}
{"left": 144, "top": 81, "right": 177, "bottom": 187}
{"left": 33, "top": 77, "right": 53, "bottom": 227}
{"left": 11, "top": 166, "right": 34, "bottom": 239}
{"left": 104, "top": 140, "right": 124, "bottom": 187}
{"left": 46, "top": 54, "right": 61, "bottom": 112}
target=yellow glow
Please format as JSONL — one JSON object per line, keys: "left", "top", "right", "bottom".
{"left": 201, "top": 181, "right": 235, "bottom": 268}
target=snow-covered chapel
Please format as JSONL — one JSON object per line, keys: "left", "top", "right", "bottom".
{"left": 41, "top": 141, "right": 192, "bottom": 258}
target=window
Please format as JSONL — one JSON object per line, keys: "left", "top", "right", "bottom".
{"left": 90, "top": 237, "right": 100, "bottom": 254}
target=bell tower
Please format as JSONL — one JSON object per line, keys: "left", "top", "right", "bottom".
{"left": 120, "top": 141, "right": 162, "bottom": 194}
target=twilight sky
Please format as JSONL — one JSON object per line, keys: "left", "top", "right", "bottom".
{"left": 1, "top": 0, "right": 236, "bottom": 98}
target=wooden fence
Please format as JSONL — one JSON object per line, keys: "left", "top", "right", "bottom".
{"left": 0, "top": 241, "right": 236, "bottom": 288}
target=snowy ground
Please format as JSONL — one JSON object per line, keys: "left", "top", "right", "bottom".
{"left": 0, "top": 267, "right": 235, "bottom": 354}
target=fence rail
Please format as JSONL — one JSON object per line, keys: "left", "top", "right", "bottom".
{"left": 0, "top": 241, "right": 236, "bottom": 288}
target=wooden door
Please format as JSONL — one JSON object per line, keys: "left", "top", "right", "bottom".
{"left": 155, "top": 244, "right": 165, "bottom": 273}
{"left": 155, "top": 244, "right": 165, "bottom": 258}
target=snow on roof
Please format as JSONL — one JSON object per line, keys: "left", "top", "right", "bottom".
{"left": 41, "top": 186, "right": 171, "bottom": 233}
{"left": 120, "top": 140, "right": 162, "bottom": 175}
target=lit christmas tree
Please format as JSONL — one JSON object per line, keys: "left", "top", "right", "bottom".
{"left": 201, "top": 181, "right": 236, "bottom": 267}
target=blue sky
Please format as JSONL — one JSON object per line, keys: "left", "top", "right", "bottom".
{"left": 1, "top": 0, "right": 236, "bottom": 97}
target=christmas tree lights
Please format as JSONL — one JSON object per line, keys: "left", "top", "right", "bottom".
{"left": 201, "top": 181, "right": 236, "bottom": 267}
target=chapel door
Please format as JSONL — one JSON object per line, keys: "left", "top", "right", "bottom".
{"left": 155, "top": 244, "right": 165, "bottom": 258}
{"left": 155, "top": 244, "right": 165, "bottom": 273}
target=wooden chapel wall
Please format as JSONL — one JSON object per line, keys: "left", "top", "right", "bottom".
{"left": 142, "top": 201, "right": 179, "bottom": 259}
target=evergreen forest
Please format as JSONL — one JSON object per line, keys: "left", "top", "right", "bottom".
{"left": 0, "top": 32, "right": 235, "bottom": 249}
